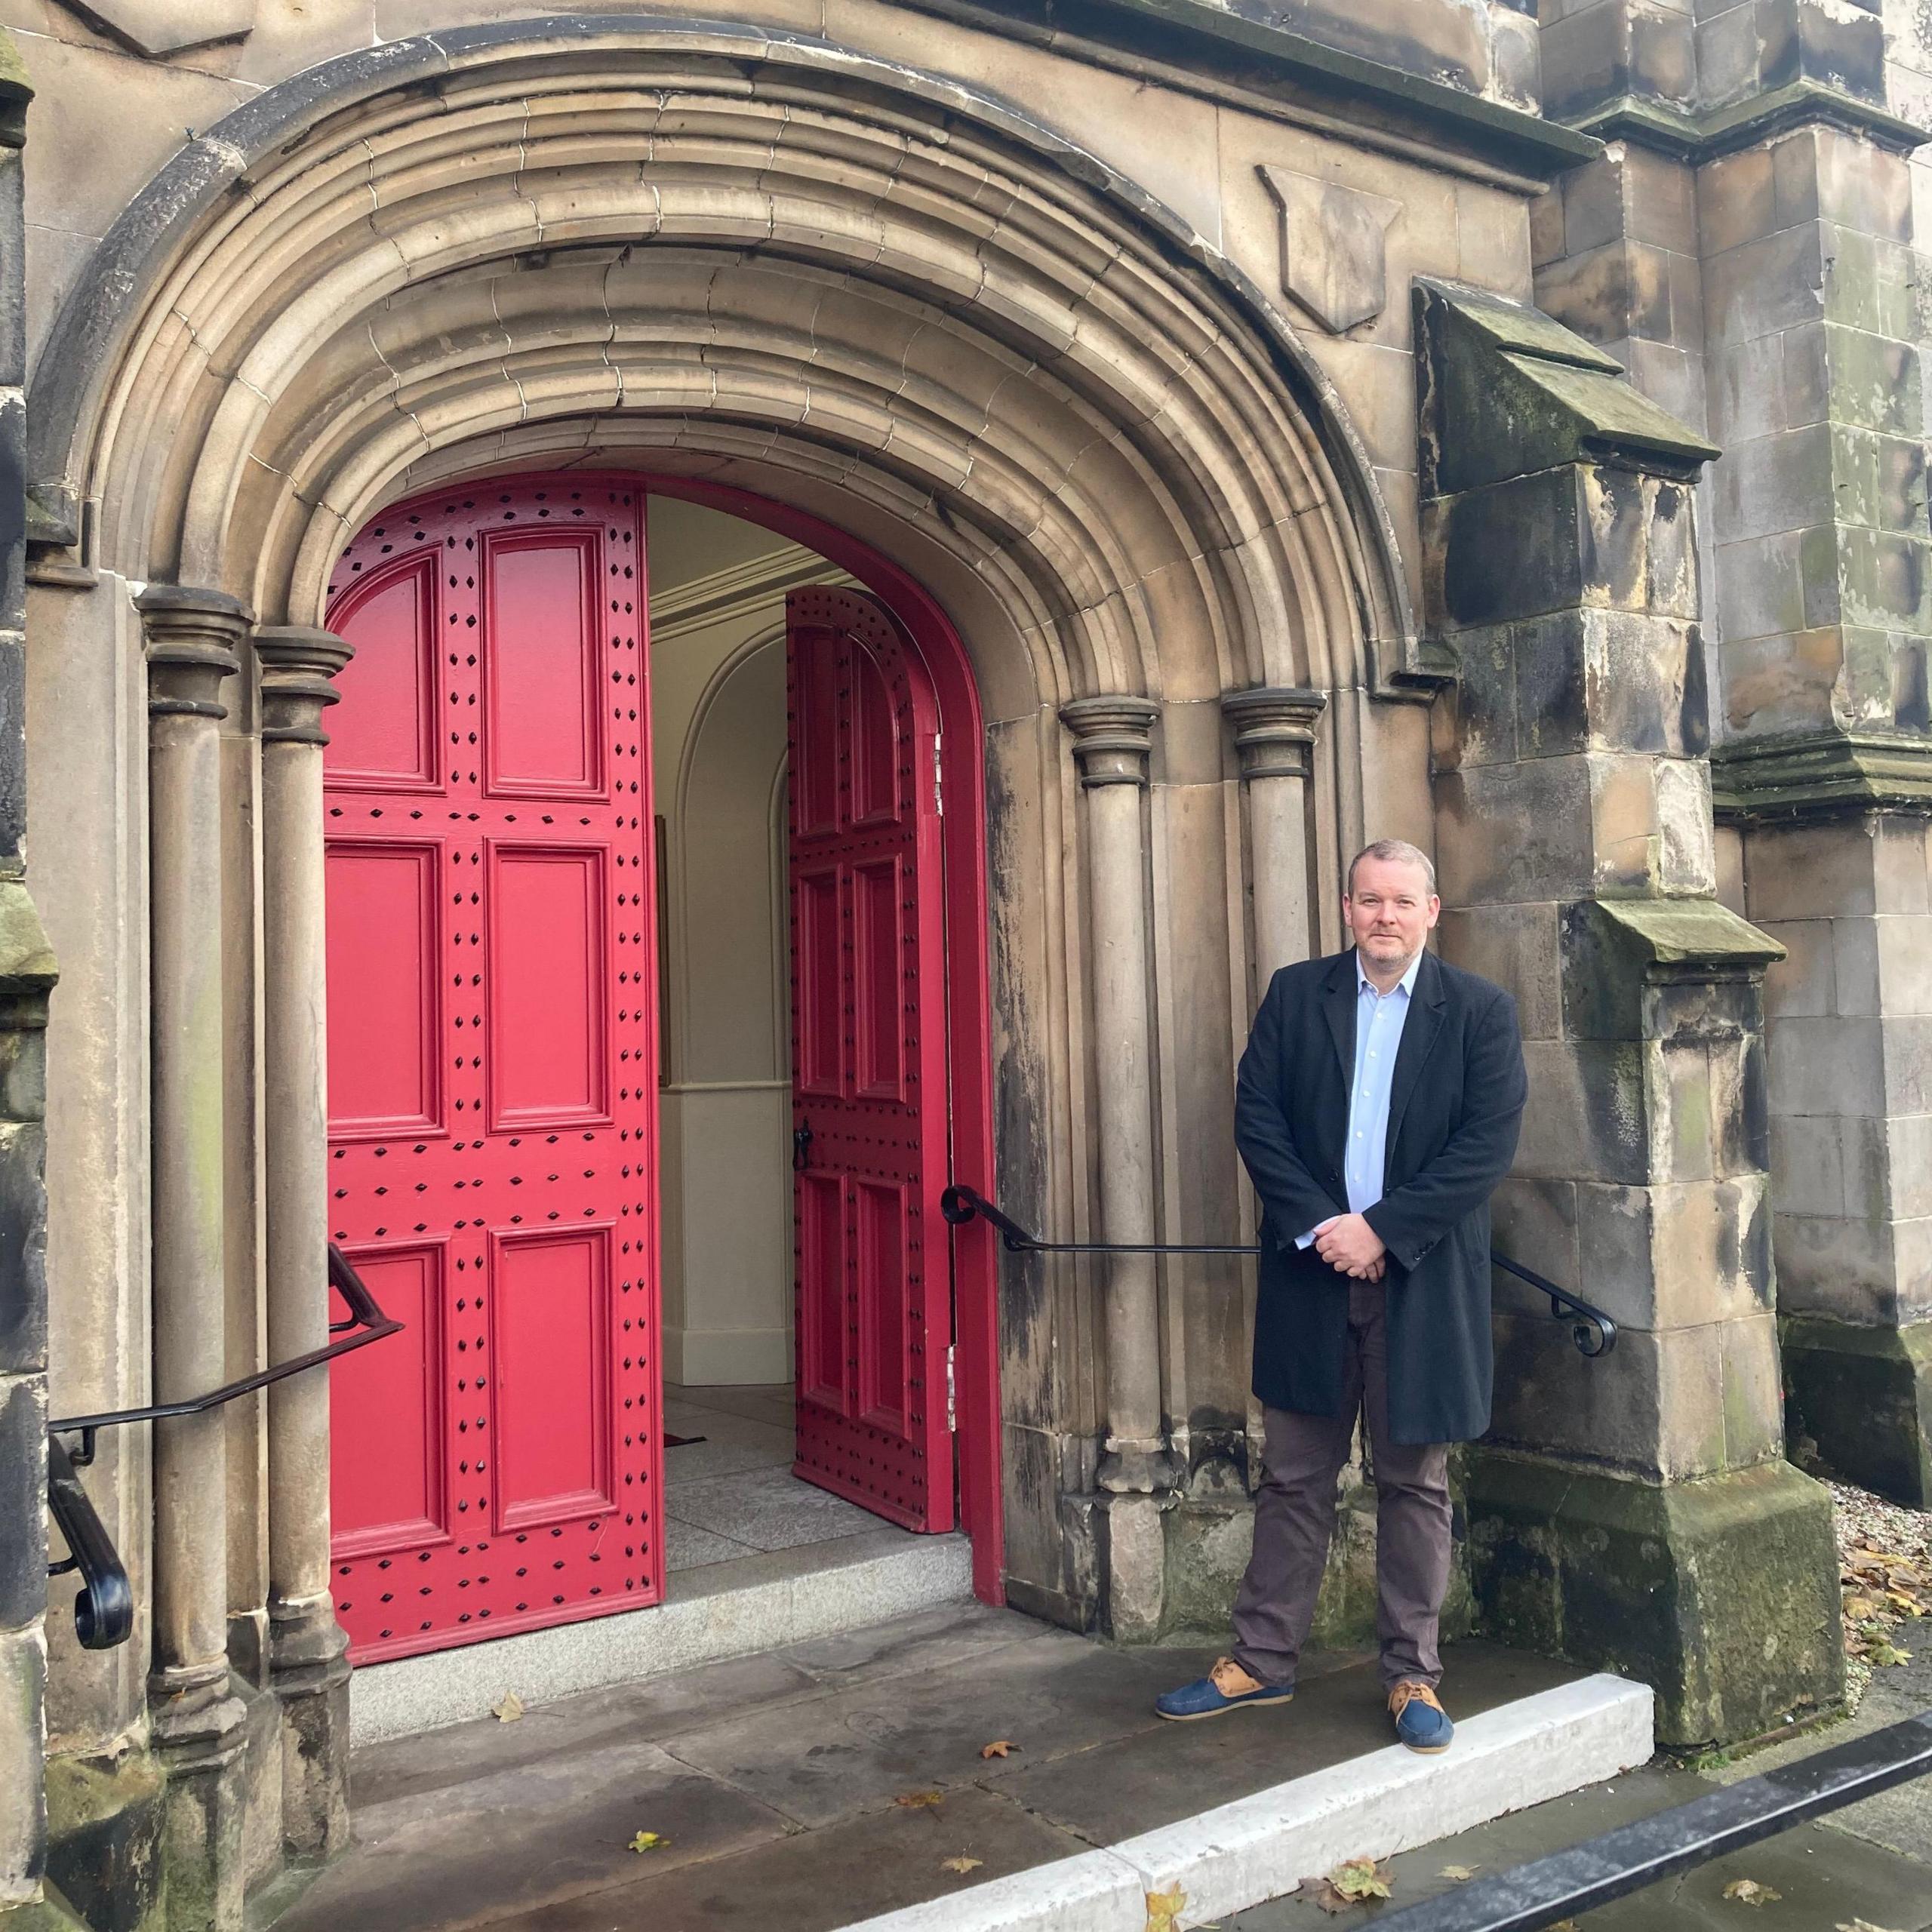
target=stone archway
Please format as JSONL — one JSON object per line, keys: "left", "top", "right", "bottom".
{"left": 27, "top": 18, "right": 1416, "bottom": 1918}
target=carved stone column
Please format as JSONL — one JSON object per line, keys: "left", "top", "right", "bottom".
{"left": 1222, "top": 687, "right": 1326, "bottom": 983}
{"left": 1061, "top": 695, "right": 1174, "bottom": 1638}
{"left": 138, "top": 583, "right": 250, "bottom": 1929}
{"left": 255, "top": 626, "right": 352, "bottom": 1859}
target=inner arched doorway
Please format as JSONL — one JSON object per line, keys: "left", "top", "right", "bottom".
{"left": 319, "top": 473, "right": 1003, "bottom": 1660}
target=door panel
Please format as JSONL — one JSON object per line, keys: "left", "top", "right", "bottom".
{"left": 325, "top": 481, "right": 663, "bottom": 1663}
{"left": 786, "top": 586, "right": 953, "bottom": 1532}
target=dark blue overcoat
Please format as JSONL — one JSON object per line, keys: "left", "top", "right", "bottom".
{"left": 1235, "top": 946, "right": 1527, "bottom": 1445}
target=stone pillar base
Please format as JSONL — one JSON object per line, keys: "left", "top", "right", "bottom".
{"left": 1782, "top": 1315, "right": 1932, "bottom": 1509}
{"left": 44, "top": 1742, "right": 167, "bottom": 1932}
{"left": 1096, "top": 1492, "right": 1167, "bottom": 1642}
{"left": 1466, "top": 1450, "right": 1843, "bottom": 1747}
{"left": 149, "top": 1670, "right": 250, "bottom": 1932}
{"left": 1155, "top": 1465, "right": 1475, "bottom": 1653}
{"left": 268, "top": 1596, "right": 352, "bottom": 1860}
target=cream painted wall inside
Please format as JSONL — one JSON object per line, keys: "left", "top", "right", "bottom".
{"left": 648, "top": 496, "right": 841, "bottom": 1386}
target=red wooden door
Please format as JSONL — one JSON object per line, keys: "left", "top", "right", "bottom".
{"left": 786, "top": 587, "right": 953, "bottom": 1531}
{"left": 321, "top": 478, "right": 664, "bottom": 1663}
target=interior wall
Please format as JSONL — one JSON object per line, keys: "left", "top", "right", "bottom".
{"left": 648, "top": 495, "right": 841, "bottom": 1386}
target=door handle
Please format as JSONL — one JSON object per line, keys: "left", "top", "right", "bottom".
{"left": 792, "top": 1121, "right": 814, "bottom": 1172}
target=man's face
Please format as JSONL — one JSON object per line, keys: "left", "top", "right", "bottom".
{"left": 1344, "top": 857, "right": 1440, "bottom": 974}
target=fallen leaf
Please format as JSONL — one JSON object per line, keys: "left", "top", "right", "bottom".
{"left": 490, "top": 1691, "right": 524, "bottom": 1723}
{"left": 894, "top": 1790, "right": 944, "bottom": 1809}
{"left": 1438, "top": 1864, "right": 1479, "bottom": 1882}
{"left": 1868, "top": 1641, "right": 1913, "bottom": 1667}
{"left": 1146, "top": 1884, "right": 1187, "bottom": 1932}
{"left": 1327, "top": 1859, "right": 1393, "bottom": 1903}
{"left": 1836, "top": 1921, "right": 1906, "bottom": 1931}
{"left": 628, "top": 1831, "right": 666, "bottom": 1855}
{"left": 940, "top": 1855, "right": 983, "bottom": 1875}
{"left": 1723, "top": 1878, "right": 1781, "bottom": 1906}
{"left": 980, "top": 1740, "right": 1020, "bottom": 1759}
{"left": 1549, "top": 1921, "right": 1580, "bottom": 1931}
{"left": 1309, "top": 1857, "right": 1395, "bottom": 1910}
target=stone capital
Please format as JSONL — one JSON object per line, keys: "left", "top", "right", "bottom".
{"left": 137, "top": 585, "right": 248, "bottom": 721}
{"left": 1220, "top": 685, "right": 1326, "bottom": 782}
{"left": 1061, "top": 694, "right": 1158, "bottom": 787}
{"left": 256, "top": 626, "right": 353, "bottom": 746}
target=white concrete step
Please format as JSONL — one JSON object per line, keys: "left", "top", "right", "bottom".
{"left": 349, "top": 1527, "right": 974, "bottom": 1746}
{"left": 838, "top": 1673, "right": 1656, "bottom": 1932}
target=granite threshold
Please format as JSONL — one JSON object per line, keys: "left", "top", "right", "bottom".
{"left": 839, "top": 1674, "right": 1655, "bottom": 1932}
{"left": 349, "top": 1527, "right": 974, "bottom": 1746}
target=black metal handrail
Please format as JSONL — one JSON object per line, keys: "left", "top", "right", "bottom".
{"left": 45, "top": 1432, "right": 134, "bottom": 1650}
{"left": 44, "top": 1244, "right": 401, "bottom": 1650}
{"left": 1370, "top": 1708, "right": 1932, "bottom": 1930}
{"left": 48, "top": 1244, "right": 402, "bottom": 1465}
{"left": 940, "top": 1183, "right": 1617, "bottom": 1359}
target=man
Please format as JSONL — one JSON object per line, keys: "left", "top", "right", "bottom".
{"left": 1156, "top": 839, "right": 1526, "bottom": 1752}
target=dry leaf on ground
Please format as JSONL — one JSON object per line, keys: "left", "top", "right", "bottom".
{"left": 1722, "top": 1878, "right": 1781, "bottom": 1906}
{"left": 1310, "top": 1857, "right": 1394, "bottom": 1911}
{"left": 1438, "top": 1864, "right": 1478, "bottom": 1882}
{"left": 628, "top": 1831, "right": 666, "bottom": 1855}
{"left": 894, "top": 1790, "right": 944, "bottom": 1809}
{"left": 940, "top": 1855, "right": 983, "bottom": 1874}
{"left": 1836, "top": 1921, "right": 1906, "bottom": 1931}
{"left": 980, "top": 1740, "right": 1020, "bottom": 1759}
{"left": 490, "top": 1691, "right": 524, "bottom": 1723}
{"left": 1145, "top": 1884, "right": 1187, "bottom": 1932}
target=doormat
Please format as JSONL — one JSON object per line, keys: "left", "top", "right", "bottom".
{"left": 663, "top": 1434, "right": 705, "bottom": 1448}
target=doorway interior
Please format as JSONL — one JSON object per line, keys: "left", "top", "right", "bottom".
{"left": 320, "top": 475, "right": 1000, "bottom": 1669}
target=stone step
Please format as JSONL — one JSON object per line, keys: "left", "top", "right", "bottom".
{"left": 349, "top": 1527, "right": 974, "bottom": 1746}
{"left": 841, "top": 1675, "right": 1655, "bottom": 1932}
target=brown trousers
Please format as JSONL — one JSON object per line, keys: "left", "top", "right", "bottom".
{"left": 1231, "top": 1275, "right": 1452, "bottom": 1691}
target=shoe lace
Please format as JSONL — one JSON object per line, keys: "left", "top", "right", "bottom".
{"left": 1209, "top": 1657, "right": 1257, "bottom": 1695}
{"left": 1388, "top": 1681, "right": 1443, "bottom": 1718}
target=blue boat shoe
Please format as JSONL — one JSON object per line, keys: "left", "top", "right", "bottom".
{"left": 1155, "top": 1656, "right": 1294, "bottom": 1721}
{"left": 1389, "top": 1680, "right": 1454, "bottom": 1753}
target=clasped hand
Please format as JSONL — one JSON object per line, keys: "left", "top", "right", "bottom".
{"left": 1312, "top": 1211, "right": 1386, "bottom": 1281}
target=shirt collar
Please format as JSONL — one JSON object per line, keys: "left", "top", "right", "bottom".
{"left": 1355, "top": 947, "right": 1423, "bottom": 1000}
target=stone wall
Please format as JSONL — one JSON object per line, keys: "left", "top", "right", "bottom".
{"left": 1529, "top": 0, "right": 1932, "bottom": 1506}
{"left": 0, "top": 24, "right": 63, "bottom": 1932}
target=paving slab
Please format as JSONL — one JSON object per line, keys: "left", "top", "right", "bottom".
{"left": 278, "top": 1740, "right": 794, "bottom": 1932}
{"left": 512, "top": 1786, "right": 1094, "bottom": 1932}
{"left": 993, "top": 1640, "right": 1577, "bottom": 1846}
{"left": 660, "top": 1626, "right": 1220, "bottom": 1829}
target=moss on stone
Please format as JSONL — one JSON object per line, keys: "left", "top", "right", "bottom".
{"left": 1466, "top": 1450, "right": 1843, "bottom": 1746}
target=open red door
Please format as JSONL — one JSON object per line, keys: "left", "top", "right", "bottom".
{"left": 786, "top": 586, "right": 954, "bottom": 1532}
{"left": 322, "top": 478, "right": 664, "bottom": 1660}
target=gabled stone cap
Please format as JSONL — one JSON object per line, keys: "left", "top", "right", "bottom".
{"left": 0, "top": 879, "right": 57, "bottom": 995}
{"left": 1590, "top": 898, "right": 1786, "bottom": 971}
{"left": 1415, "top": 280, "right": 1719, "bottom": 498}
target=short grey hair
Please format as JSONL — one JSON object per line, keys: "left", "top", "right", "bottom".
{"left": 1346, "top": 838, "right": 1436, "bottom": 897}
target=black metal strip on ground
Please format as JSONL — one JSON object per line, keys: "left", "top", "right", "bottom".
{"left": 1368, "top": 1710, "right": 1932, "bottom": 1932}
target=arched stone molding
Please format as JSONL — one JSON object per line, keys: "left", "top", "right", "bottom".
{"left": 28, "top": 16, "right": 1417, "bottom": 709}
{"left": 23, "top": 16, "right": 1428, "bottom": 1687}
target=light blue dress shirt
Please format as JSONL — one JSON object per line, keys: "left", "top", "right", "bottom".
{"left": 1297, "top": 948, "right": 1422, "bottom": 1248}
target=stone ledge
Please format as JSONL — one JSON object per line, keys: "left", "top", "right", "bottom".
{"left": 840, "top": 1675, "right": 1654, "bottom": 1931}
{"left": 1567, "top": 79, "right": 1930, "bottom": 162}
{"left": 1712, "top": 731, "right": 1932, "bottom": 825}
